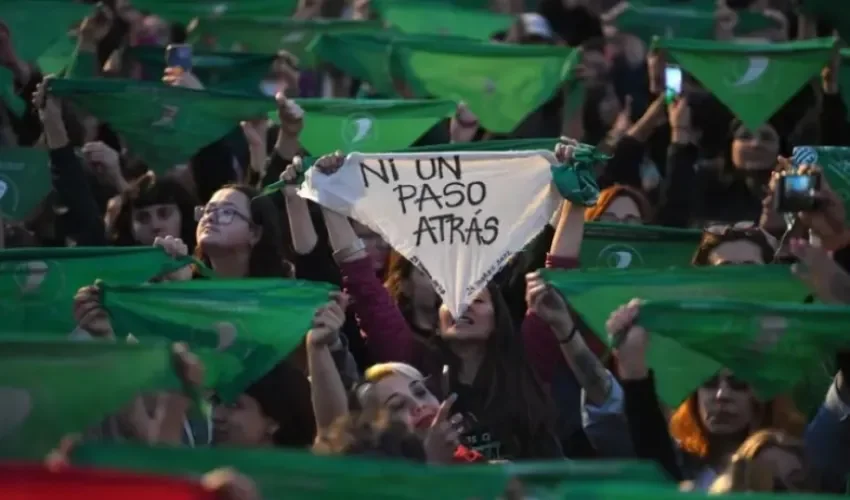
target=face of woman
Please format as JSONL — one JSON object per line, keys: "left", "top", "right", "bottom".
{"left": 756, "top": 446, "right": 808, "bottom": 491}
{"left": 731, "top": 124, "right": 780, "bottom": 171}
{"left": 213, "top": 394, "right": 276, "bottom": 446}
{"left": 370, "top": 373, "right": 440, "bottom": 437}
{"left": 596, "top": 195, "right": 642, "bottom": 225}
{"left": 438, "top": 288, "right": 495, "bottom": 341}
{"left": 708, "top": 240, "right": 765, "bottom": 266}
{"left": 196, "top": 188, "right": 256, "bottom": 252}
{"left": 697, "top": 370, "right": 758, "bottom": 436}
{"left": 131, "top": 203, "right": 181, "bottom": 245}
{"left": 352, "top": 221, "right": 389, "bottom": 274}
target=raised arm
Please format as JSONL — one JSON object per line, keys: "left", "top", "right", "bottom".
{"left": 316, "top": 154, "right": 415, "bottom": 364}
{"left": 307, "top": 292, "right": 351, "bottom": 440}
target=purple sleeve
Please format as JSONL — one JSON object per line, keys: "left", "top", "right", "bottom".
{"left": 339, "top": 256, "right": 415, "bottom": 364}
{"left": 521, "top": 254, "right": 582, "bottom": 386}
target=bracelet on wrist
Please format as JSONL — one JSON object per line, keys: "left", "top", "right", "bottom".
{"left": 557, "top": 325, "right": 579, "bottom": 345}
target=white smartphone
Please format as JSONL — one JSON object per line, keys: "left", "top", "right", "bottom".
{"left": 665, "top": 65, "right": 683, "bottom": 97}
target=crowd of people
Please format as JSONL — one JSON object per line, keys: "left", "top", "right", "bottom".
{"left": 2, "top": 0, "right": 850, "bottom": 498}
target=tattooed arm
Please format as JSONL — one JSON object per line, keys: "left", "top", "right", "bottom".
{"left": 525, "top": 272, "right": 611, "bottom": 406}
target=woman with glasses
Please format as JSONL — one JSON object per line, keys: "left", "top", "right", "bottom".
{"left": 193, "top": 184, "right": 293, "bottom": 279}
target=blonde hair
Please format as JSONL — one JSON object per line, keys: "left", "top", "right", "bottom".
{"left": 709, "top": 429, "right": 805, "bottom": 494}
{"left": 356, "top": 363, "right": 427, "bottom": 409}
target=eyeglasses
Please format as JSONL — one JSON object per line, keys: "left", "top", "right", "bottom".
{"left": 703, "top": 221, "right": 779, "bottom": 250}
{"left": 194, "top": 205, "right": 252, "bottom": 226}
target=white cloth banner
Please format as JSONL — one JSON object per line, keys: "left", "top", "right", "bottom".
{"left": 298, "top": 151, "right": 561, "bottom": 318}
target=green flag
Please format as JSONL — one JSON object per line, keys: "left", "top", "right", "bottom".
{"left": 0, "top": 0, "right": 89, "bottom": 64}
{"left": 405, "top": 137, "right": 560, "bottom": 154}
{"left": 188, "top": 18, "right": 382, "bottom": 69}
{"left": 374, "top": 0, "right": 513, "bottom": 41}
{"left": 799, "top": 0, "right": 850, "bottom": 46}
{"left": 790, "top": 146, "right": 850, "bottom": 218}
{"left": 101, "top": 278, "right": 334, "bottom": 400}
{"left": 580, "top": 223, "right": 701, "bottom": 269}
{"left": 312, "top": 33, "right": 399, "bottom": 96}
{"left": 0, "top": 147, "right": 51, "bottom": 221}
{"left": 47, "top": 78, "right": 273, "bottom": 174}
{"left": 0, "top": 338, "right": 178, "bottom": 459}
{"left": 0, "top": 246, "right": 191, "bottom": 334}
{"left": 506, "top": 460, "right": 669, "bottom": 497}
{"left": 657, "top": 37, "right": 835, "bottom": 130}
{"left": 615, "top": 4, "right": 779, "bottom": 43}
{"left": 126, "top": 46, "right": 276, "bottom": 95}
{"left": 72, "top": 442, "right": 511, "bottom": 500}
{"left": 541, "top": 265, "right": 809, "bottom": 405}
{"left": 130, "top": 0, "right": 297, "bottom": 23}
{"left": 394, "top": 38, "right": 578, "bottom": 133}
{"left": 282, "top": 99, "right": 454, "bottom": 156}
{"left": 639, "top": 299, "right": 850, "bottom": 402}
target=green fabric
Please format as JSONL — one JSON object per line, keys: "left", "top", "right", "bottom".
{"left": 551, "top": 144, "right": 606, "bottom": 203}
{"left": 100, "top": 278, "right": 334, "bottom": 400}
{"left": 580, "top": 223, "right": 702, "bottom": 269}
{"left": 0, "top": 147, "right": 51, "bottom": 221}
{"left": 71, "top": 442, "right": 511, "bottom": 500}
{"left": 657, "top": 37, "right": 835, "bottom": 130}
{"left": 188, "top": 18, "right": 382, "bottom": 69}
{"left": 312, "top": 33, "right": 399, "bottom": 96}
{"left": 0, "top": 246, "right": 192, "bottom": 334}
{"left": 395, "top": 38, "right": 577, "bottom": 133}
{"left": 616, "top": 3, "right": 779, "bottom": 43}
{"left": 506, "top": 460, "right": 669, "bottom": 495}
{"left": 47, "top": 78, "right": 274, "bottom": 174}
{"left": 129, "top": 0, "right": 298, "bottom": 23}
{"left": 38, "top": 35, "right": 79, "bottom": 75}
{"left": 374, "top": 0, "right": 513, "bottom": 41}
{"left": 64, "top": 46, "right": 99, "bottom": 79}
{"left": 541, "top": 265, "right": 809, "bottom": 406}
{"left": 406, "top": 137, "right": 560, "bottom": 153}
{"left": 639, "top": 299, "right": 850, "bottom": 403}
{"left": 281, "top": 98, "right": 455, "bottom": 156}
{"left": 0, "top": 1, "right": 89, "bottom": 64}
{"left": 799, "top": 0, "right": 850, "bottom": 46}
{"left": 0, "top": 338, "right": 179, "bottom": 459}
{"left": 790, "top": 146, "right": 850, "bottom": 218}
{"left": 126, "top": 46, "right": 275, "bottom": 94}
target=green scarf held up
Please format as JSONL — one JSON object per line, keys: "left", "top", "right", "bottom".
{"left": 71, "top": 442, "right": 511, "bottom": 500}
{"left": 0, "top": 246, "right": 194, "bottom": 335}
{"left": 394, "top": 37, "right": 579, "bottom": 133}
{"left": 372, "top": 0, "right": 514, "bottom": 41}
{"left": 580, "top": 223, "right": 702, "bottom": 269}
{"left": 638, "top": 299, "right": 850, "bottom": 403}
{"left": 0, "top": 338, "right": 180, "bottom": 460}
{"left": 614, "top": 3, "right": 780, "bottom": 43}
{"left": 129, "top": 0, "right": 298, "bottom": 23}
{"left": 47, "top": 78, "right": 274, "bottom": 174}
{"left": 276, "top": 98, "right": 455, "bottom": 156}
{"left": 541, "top": 265, "right": 809, "bottom": 406}
{"left": 188, "top": 18, "right": 383, "bottom": 69}
{"left": 655, "top": 37, "right": 835, "bottom": 130}
{"left": 126, "top": 46, "right": 276, "bottom": 95}
{"left": 100, "top": 278, "right": 334, "bottom": 400}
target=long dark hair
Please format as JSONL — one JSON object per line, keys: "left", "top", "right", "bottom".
{"left": 194, "top": 184, "right": 294, "bottom": 278}
{"left": 433, "top": 282, "right": 561, "bottom": 459}
{"left": 105, "top": 171, "right": 197, "bottom": 248}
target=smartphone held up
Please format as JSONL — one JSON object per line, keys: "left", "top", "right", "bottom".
{"left": 166, "top": 44, "right": 193, "bottom": 72}
{"left": 774, "top": 173, "right": 821, "bottom": 213}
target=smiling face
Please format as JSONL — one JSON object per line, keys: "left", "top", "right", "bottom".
{"left": 731, "top": 124, "right": 780, "bottom": 171}
{"left": 438, "top": 288, "right": 495, "bottom": 341}
{"left": 369, "top": 372, "right": 440, "bottom": 437}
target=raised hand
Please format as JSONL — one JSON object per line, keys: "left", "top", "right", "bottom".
{"left": 423, "top": 393, "right": 464, "bottom": 464}
{"left": 605, "top": 299, "right": 649, "bottom": 380}
{"left": 153, "top": 235, "right": 193, "bottom": 282}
